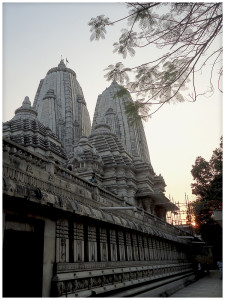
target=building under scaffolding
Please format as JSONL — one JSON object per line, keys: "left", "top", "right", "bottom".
{"left": 167, "top": 194, "right": 194, "bottom": 235}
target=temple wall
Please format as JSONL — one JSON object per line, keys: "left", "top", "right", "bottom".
{"left": 3, "top": 138, "right": 194, "bottom": 297}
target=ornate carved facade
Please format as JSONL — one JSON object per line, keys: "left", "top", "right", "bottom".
{"left": 3, "top": 60, "right": 196, "bottom": 297}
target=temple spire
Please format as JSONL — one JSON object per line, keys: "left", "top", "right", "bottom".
{"left": 92, "top": 83, "right": 152, "bottom": 165}
{"left": 58, "top": 59, "right": 66, "bottom": 68}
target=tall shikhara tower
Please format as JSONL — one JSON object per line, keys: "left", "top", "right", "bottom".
{"left": 92, "top": 81, "right": 151, "bottom": 165}
{"left": 33, "top": 59, "right": 91, "bottom": 154}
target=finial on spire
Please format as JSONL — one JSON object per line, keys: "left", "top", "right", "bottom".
{"left": 58, "top": 59, "right": 66, "bottom": 68}
{"left": 22, "top": 96, "right": 31, "bottom": 107}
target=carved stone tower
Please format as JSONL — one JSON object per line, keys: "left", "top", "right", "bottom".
{"left": 33, "top": 60, "right": 91, "bottom": 154}
{"left": 92, "top": 81, "right": 151, "bottom": 165}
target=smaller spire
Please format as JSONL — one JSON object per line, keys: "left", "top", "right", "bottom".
{"left": 111, "top": 80, "right": 119, "bottom": 86}
{"left": 14, "top": 96, "right": 37, "bottom": 118}
{"left": 22, "top": 96, "right": 31, "bottom": 107}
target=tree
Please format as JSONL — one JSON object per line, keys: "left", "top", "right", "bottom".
{"left": 191, "top": 138, "right": 222, "bottom": 261}
{"left": 88, "top": 3, "right": 222, "bottom": 121}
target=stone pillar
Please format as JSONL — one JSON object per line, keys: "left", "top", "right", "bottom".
{"left": 150, "top": 199, "right": 155, "bottom": 215}
{"left": 126, "top": 170, "right": 136, "bottom": 205}
{"left": 137, "top": 235, "right": 144, "bottom": 261}
{"left": 116, "top": 166, "right": 128, "bottom": 199}
{"left": 158, "top": 240, "right": 163, "bottom": 260}
{"left": 152, "top": 238, "right": 158, "bottom": 260}
{"left": 172, "top": 244, "right": 176, "bottom": 260}
{"left": 143, "top": 199, "right": 151, "bottom": 213}
{"left": 156, "top": 240, "right": 161, "bottom": 260}
{"left": 132, "top": 233, "right": 139, "bottom": 261}
{"left": 56, "top": 219, "right": 69, "bottom": 263}
{"left": 143, "top": 236, "right": 149, "bottom": 260}
{"left": 148, "top": 237, "right": 154, "bottom": 260}
{"left": 42, "top": 219, "right": 56, "bottom": 297}
{"left": 125, "top": 232, "right": 133, "bottom": 261}
{"left": 161, "top": 241, "right": 166, "bottom": 261}
{"left": 100, "top": 227, "right": 108, "bottom": 262}
{"left": 169, "top": 243, "right": 172, "bottom": 260}
{"left": 117, "top": 230, "right": 126, "bottom": 261}
{"left": 40, "top": 91, "right": 57, "bottom": 135}
{"left": 109, "top": 229, "right": 117, "bottom": 261}
{"left": 87, "top": 225, "right": 97, "bottom": 262}
{"left": 73, "top": 222, "right": 84, "bottom": 262}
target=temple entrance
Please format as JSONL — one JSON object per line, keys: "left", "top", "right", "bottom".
{"left": 3, "top": 221, "right": 44, "bottom": 297}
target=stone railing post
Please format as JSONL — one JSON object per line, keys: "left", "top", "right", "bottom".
{"left": 74, "top": 222, "right": 84, "bottom": 262}
{"left": 109, "top": 229, "right": 117, "bottom": 261}
{"left": 56, "top": 219, "right": 69, "bottom": 263}
{"left": 125, "top": 232, "right": 133, "bottom": 261}
{"left": 100, "top": 228, "right": 108, "bottom": 262}
{"left": 87, "top": 225, "right": 97, "bottom": 262}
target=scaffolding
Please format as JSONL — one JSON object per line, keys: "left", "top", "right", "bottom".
{"left": 167, "top": 194, "right": 194, "bottom": 233}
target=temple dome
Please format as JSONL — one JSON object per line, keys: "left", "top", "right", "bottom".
{"left": 14, "top": 96, "right": 37, "bottom": 119}
{"left": 46, "top": 59, "right": 76, "bottom": 77}
{"left": 3, "top": 97, "right": 67, "bottom": 163}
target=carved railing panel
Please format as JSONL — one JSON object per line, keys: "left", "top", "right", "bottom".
{"left": 52, "top": 262, "right": 194, "bottom": 297}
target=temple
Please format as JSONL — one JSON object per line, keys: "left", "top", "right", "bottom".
{"left": 3, "top": 60, "right": 197, "bottom": 297}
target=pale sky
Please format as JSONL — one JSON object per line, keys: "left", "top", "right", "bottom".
{"left": 3, "top": 2, "right": 222, "bottom": 211}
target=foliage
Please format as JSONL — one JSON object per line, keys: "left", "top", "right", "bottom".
{"left": 191, "top": 138, "right": 222, "bottom": 232}
{"left": 88, "top": 3, "right": 222, "bottom": 121}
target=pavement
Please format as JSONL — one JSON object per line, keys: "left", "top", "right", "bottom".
{"left": 170, "top": 270, "right": 222, "bottom": 298}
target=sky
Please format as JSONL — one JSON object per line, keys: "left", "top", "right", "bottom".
{"left": 2, "top": 2, "right": 223, "bottom": 213}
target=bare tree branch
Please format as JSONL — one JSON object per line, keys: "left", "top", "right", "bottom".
{"left": 89, "top": 2, "right": 222, "bottom": 120}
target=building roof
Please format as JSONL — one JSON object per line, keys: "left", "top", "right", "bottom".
{"left": 90, "top": 122, "right": 134, "bottom": 168}
{"left": 3, "top": 96, "right": 67, "bottom": 161}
